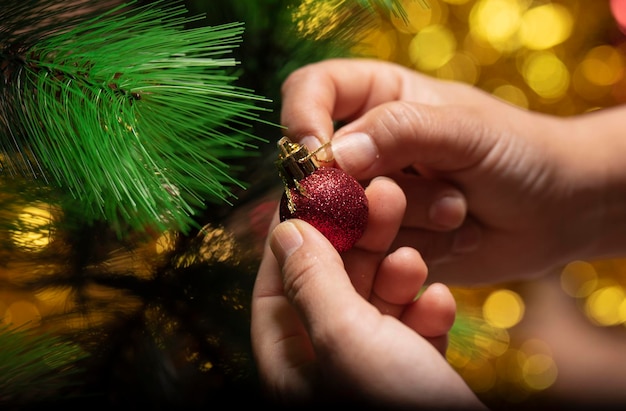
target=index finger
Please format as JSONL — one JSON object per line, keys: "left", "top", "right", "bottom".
{"left": 280, "top": 58, "right": 409, "bottom": 147}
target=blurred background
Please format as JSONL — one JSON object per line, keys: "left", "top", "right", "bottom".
{"left": 348, "top": 1, "right": 626, "bottom": 409}
{"left": 1, "top": 0, "right": 626, "bottom": 409}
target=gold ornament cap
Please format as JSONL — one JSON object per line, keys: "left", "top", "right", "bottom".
{"left": 275, "top": 137, "right": 318, "bottom": 188}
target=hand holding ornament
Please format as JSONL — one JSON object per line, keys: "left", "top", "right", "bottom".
{"left": 279, "top": 58, "right": 626, "bottom": 285}
{"left": 251, "top": 175, "right": 486, "bottom": 409}
{"left": 276, "top": 137, "right": 368, "bottom": 252}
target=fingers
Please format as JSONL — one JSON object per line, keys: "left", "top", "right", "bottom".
{"left": 280, "top": 58, "right": 413, "bottom": 147}
{"left": 265, "top": 175, "right": 408, "bottom": 338}
{"left": 280, "top": 58, "right": 506, "bottom": 185}
{"left": 392, "top": 218, "right": 482, "bottom": 265}
{"left": 330, "top": 102, "right": 495, "bottom": 180}
{"left": 369, "top": 247, "right": 426, "bottom": 318}
{"left": 342, "top": 176, "right": 406, "bottom": 297}
{"left": 353, "top": 176, "right": 406, "bottom": 253}
{"left": 250, "top": 212, "right": 321, "bottom": 399}
{"left": 392, "top": 173, "right": 466, "bottom": 230}
{"left": 365, "top": 245, "right": 457, "bottom": 357}
{"left": 401, "top": 283, "right": 456, "bottom": 355}
{"left": 403, "top": 283, "right": 456, "bottom": 336}
{"left": 269, "top": 219, "right": 374, "bottom": 336}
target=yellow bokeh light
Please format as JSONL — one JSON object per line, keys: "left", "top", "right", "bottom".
{"left": 522, "top": 353, "right": 558, "bottom": 390}
{"left": 469, "top": 0, "right": 527, "bottom": 51}
{"left": 3, "top": 300, "right": 41, "bottom": 327}
{"left": 156, "top": 230, "right": 176, "bottom": 254}
{"left": 463, "top": 32, "right": 502, "bottom": 65}
{"left": 353, "top": 24, "right": 398, "bottom": 60}
{"left": 560, "top": 260, "right": 598, "bottom": 298}
{"left": 292, "top": 0, "right": 341, "bottom": 40}
{"left": 580, "top": 45, "right": 625, "bottom": 86}
{"left": 519, "top": 4, "right": 573, "bottom": 50}
{"left": 200, "top": 361, "right": 213, "bottom": 372}
{"left": 10, "top": 204, "right": 54, "bottom": 251}
{"left": 409, "top": 24, "right": 457, "bottom": 71}
{"left": 522, "top": 51, "right": 569, "bottom": 99}
{"left": 391, "top": 0, "right": 437, "bottom": 33}
{"left": 483, "top": 289, "right": 525, "bottom": 329}
{"left": 584, "top": 285, "right": 626, "bottom": 326}
{"left": 492, "top": 83, "right": 529, "bottom": 108}
{"left": 436, "top": 51, "right": 480, "bottom": 84}
{"left": 518, "top": 338, "right": 557, "bottom": 390}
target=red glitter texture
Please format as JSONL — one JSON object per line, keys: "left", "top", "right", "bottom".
{"left": 279, "top": 167, "right": 368, "bottom": 252}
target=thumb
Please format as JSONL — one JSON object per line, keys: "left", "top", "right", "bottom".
{"left": 330, "top": 102, "right": 496, "bottom": 180}
{"left": 269, "top": 219, "right": 364, "bottom": 329}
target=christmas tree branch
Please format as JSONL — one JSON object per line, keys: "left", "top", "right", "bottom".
{"left": 1, "top": 0, "right": 272, "bottom": 236}
{"left": 0, "top": 323, "right": 89, "bottom": 404}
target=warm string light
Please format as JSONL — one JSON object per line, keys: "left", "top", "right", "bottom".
{"left": 355, "top": 0, "right": 626, "bottom": 113}
{"left": 0, "top": 1, "right": 623, "bottom": 404}
{"left": 562, "top": 259, "right": 626, "bottom": 327}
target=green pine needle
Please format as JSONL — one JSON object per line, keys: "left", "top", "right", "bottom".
{"left": 0, "top": 324, "right": 89, "bottom": 404}
{"left": 1, "top": 0, "right": 272, "bottom": 236}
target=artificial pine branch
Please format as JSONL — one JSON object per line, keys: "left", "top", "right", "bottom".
{"left": 0, "top": 324, "right": 89, "bottom": 405}
{"left": 181, "top": 0, "right": 426, "bottom": 218}
{"left": 1, "top": 0, "right": 271, "bottom": 237}
{"left": 0, "top": 1, "right": 453, "bottom": 407}
{"left": 193, "top": 0, "right": 427, "bottom": 121}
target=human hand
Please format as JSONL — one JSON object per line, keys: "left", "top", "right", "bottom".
{"left": 280, "top": 58, "right": 618, "bottom": 284}
{"left": 251, "top": 176, "right": 485, "bottom": 408}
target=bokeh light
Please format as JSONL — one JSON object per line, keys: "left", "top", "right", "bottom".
{"left": 522, "top": 51, "right": 570, "bottom": 99}
{"left": 519, "top": 3, "right": 573, "bottom": 50}
{"left": 580, "top": 45, "right": 624, "bottom": 87}
{"left": 3, "top": 300, "right": 41, "bottom": 327}
{"left": 1, "top": 0, "right": 625, "bottom": 407}
{"left": 409, "top": 24, "right": 457, "bottom": 70}
{"left": 10, "top": 204, "right": 54, "bottom": 251}
{"left": 561, "top": 260, "right": 598, "bottom": 298}
{"left": 352, "top": 0, "right": 626, "bottom": 114}
{"left": 483, "top": 289, "right": 525, "bottom": 329}
{"left": 346, "top": 0, "right": 626, "bottom": 405}
{"left": 585, "top": 285, "right": 626, "bottom": 326}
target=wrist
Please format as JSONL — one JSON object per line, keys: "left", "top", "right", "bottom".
{"left": 565, "top": 109, "right": 626, "bottom": 261}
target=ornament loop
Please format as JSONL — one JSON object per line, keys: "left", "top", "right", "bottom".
{"left": 310, "top": 141, "right": 334, "bottom": 164}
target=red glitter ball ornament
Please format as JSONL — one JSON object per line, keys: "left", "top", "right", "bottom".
{"left": 276, "top": 137, "right": 368, "bottom": 252}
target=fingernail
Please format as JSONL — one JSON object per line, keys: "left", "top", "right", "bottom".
{"left": 429, "top": 195, "right": 465, "bottom": 229}
{"left": 300, "top": 136, "right": 322, "bottom": 151}
{"left": 452, "top": 223, "right": 480, "bottom": 253}
{"left": 332, "top": 132, "right": 379, "bottom": 174}
{"left": 271, "top": 221, "right": 303, "bottom": 260}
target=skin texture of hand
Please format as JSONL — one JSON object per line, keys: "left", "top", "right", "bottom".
{"left": 280, "top": 58, "right": 626, "bottom": 285}
{"left": 251, "top": 177, "right": 486, "bottom": 409}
